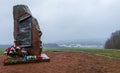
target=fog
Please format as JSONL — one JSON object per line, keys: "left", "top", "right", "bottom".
{"left": 0, "top": 0, "right": 120, "bottom": 44}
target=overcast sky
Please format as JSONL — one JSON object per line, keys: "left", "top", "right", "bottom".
{"left": 0, "top": 0, "right": 120, "bottom": 44}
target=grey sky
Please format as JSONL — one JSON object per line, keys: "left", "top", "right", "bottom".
{"left": 0, "top": 0, "right": 120, "bottom": 44}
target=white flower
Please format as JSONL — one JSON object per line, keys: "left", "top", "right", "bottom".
{"left": 16, "top": 46, "right": 20, "bottom": 49}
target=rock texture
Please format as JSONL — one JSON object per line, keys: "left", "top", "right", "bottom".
{"left": 13, "top": 5, "right": 42, "bottom": 55}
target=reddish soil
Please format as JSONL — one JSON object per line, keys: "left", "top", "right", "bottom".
{"left": 0, "top": 52, "right": 120, "bottom": 73}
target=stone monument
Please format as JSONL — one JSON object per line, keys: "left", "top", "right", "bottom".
{"left": 3, "top": 5, "right": 50, "bottom": 65}
{"left": 13, "top": 5, "right": 42, "bottom": 55}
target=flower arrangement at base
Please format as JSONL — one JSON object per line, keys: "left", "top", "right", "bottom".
{"left": 3, "top": 43, "right": 43, "bottom": 65}
{"left": 3, "top": 55, "right": 43, "bottom": 65}
{"left": 4, "top": 44, "right": 27, "bottom": 58}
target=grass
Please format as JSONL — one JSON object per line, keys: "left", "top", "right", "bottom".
{"left": 43, "top": 48, "right": 120, "bottom": 59}
{"left": 1, "top": 48, "right": 120, "bottom": 59}
{"left": 0, "top": 49, "right": 5, "bottom": 55}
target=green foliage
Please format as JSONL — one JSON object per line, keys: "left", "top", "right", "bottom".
{"left": 0, "top": 49, "right": 5, "bottom": 55}
{"left": 5, "top": 57, "right": 25, "bottom": 63}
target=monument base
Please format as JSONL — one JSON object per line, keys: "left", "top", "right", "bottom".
{"left": 3, "top": 54, "right": 50, "bottom": 66}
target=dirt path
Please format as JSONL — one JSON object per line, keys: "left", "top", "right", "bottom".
{"left": 0, "top": 52, "right": 120, "bottom": 73}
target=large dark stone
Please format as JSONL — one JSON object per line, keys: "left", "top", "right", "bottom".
{"left": 13, "top": 5, "right": 42, "bottom": 55}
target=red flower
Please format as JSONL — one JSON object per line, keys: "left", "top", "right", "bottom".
{"left": 4, "top": 46, "right": 14, "bottom": 54}
{"left": 36, "top": 55, "right": 42, "bottom": 60}
{"left": 15, "top": 55, "right": 21, "bottom": 58}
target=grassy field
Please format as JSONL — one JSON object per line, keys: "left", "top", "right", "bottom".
{"left": 0, "top": 48, "right": 120, "bottom": 59}
{"left": 43, "top": 48, "right": 120, "bottom": 59}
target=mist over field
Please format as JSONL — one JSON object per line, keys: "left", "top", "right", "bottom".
{"left": 0, "top": 0, "right": 120, "bottom": 45}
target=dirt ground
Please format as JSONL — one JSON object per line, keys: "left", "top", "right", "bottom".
{"left": 0, "top": 52, "right": 120, "bottom": 73}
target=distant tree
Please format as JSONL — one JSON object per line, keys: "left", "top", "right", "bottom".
{"left": 104, "top": 30, "right": 120, "bottom": 49}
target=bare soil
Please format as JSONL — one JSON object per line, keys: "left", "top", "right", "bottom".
{"left": 0, "top": 52, "right": 120, "bottom": 73}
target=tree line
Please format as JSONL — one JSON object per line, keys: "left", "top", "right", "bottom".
{"left": 104, "top": 30, "right": 120, "bottom": 49}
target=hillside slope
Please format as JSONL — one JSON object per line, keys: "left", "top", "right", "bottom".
{"left": 0, "top": 52, "right": 120, "bottom": 73}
